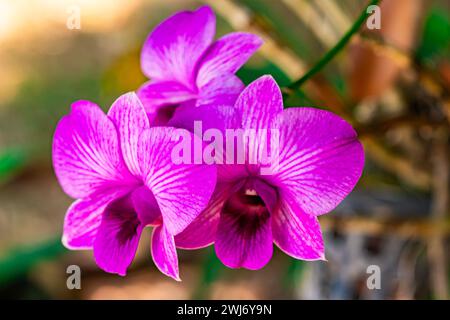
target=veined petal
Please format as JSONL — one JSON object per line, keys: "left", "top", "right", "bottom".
{"left": 272, "top": 199, "right": 325, "bottom": 260}
{"left": 151, "top": 225, "right": 180, "bottom": 281}
{"left": 175, "top": 183, "right": 229, "bottom": 249}
{"left": 229, "top": 76, "right": 283, "bottom": 169}
{"left": 137, "top": 127, "right": 217, "bottom": 235}
{"left": 215, "top": 181, "right": 273, "bottom": 270}
{"left": 235, "top": 75, "right": 283, "bottom": 131}
{"left": 93, "top": 195, "right": 143, "bottom": 276}
{"left": 170, "top": 103, "right": 239, "bottom": 134}
{"left": 196, "top": 73, "right": 244, "bottom": 108}
{"left": 141, "top": 6, "right": 215, "bottom": 88}
{"left": 108, "top": 92, "right": 150, "bottom": 177}
{"left": 137, "top": 80, "right": 197, "bottom": 125}
{"left": 196, "top": 32, "right": 263, "bottom": 87}
{"left": 267, "top": 107, "right": 364, "bottom": 216}
{"left": 169, "top": 103, "right": 242, "bottom": 166}
{"left": 62, "top": 186, "right": 131, "bottom": 250}
{"left": 131, "top": 185, "right": 161, "bottom": 226}
{"left": 53, "top": 100, "right": 132, "bottom": 199}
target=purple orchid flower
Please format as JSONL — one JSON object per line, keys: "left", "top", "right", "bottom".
{"left": 137, "top": 5, "right": 262, "bottom": 125}
{"left": 171, "top": 76, "right": 364, "bottom": 269}
{"left": 52, "top": 92, "right": 217, "bottom": 280}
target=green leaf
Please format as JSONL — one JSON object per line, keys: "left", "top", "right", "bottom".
{"left": 416, "top": 7, "right": 450, "bottom": 62}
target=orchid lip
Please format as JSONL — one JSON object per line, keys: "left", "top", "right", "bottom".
{"left": 225, "top": 177, "right": 278, "bottom": 218}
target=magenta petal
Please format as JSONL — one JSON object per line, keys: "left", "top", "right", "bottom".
{"left": 151, "top": 225, "right": 180, "bottom": 281}
{"left": 272, "top": 199, "right": 325, "bottom": 260}
{"left": 131, "top": 186, "right": 161, "bottom": 226}
{"left": 175, "top": 184, "right": 229, "bottom": 249}
{"left": 169, "top": 102, "right": 242, "bottom": 165}
{"left": 108, "top": 92, "right": 150, "bottom": 177}
{"left": 234, "top": 75, "right": 283, "bottom": 131}
{"left": 53, "top": 100, "right": 132, "bottom": 199}
{"left": 137, "top": 80, "right": 197, "bottom": 122}
{"left": 137, "top": 127, "right": 217, "bottom": 235}
{"left": 252, "top": 178, "right": 278, "bottom": 213}
{"left": 268, "top": 107, "right": 364, "bottom": 216}
{"left": 93, "top": 195, "right": 143, "bottom": 276}
{"left": 215, "top": 183, "right": 273, "bottom": 270}
{"left": 196, "top": 74, "right": 244, "bottom": 108}
{"left": 197, "top": 32, "right": 263, "bottom": 87}
{"left": 62, "top": 187, "right": 131, "bottom": 249}
{"left": 141, "top": 6, "right": 215, "bottom": 87}
{"left": 170, "top": 103, "right": 239, "bottom": 135}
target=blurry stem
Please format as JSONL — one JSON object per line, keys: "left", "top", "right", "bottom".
{"left": 288, "top": 0, "right": 381, "bottom": 90}
{"left": 427, "top": 129, "right": 449, "bottom": 299}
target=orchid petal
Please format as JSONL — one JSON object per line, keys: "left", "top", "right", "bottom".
{"left": 137, "top": 127, "right": 217, "bottom": 235}
{"left": 108, "top": 92, "right": 150, "bottom": 177}
{"left": 137, "top": 81, "right": 197, "bottom": 125}
{"left": 196, "top": 32, "right": 262, "bottom": 87}
{"left": 93, "top": 195, "right": 143, "bottom": 276}
{"left": 131, "top": 186, "right": 161, "bottom": 226}
{"left": 196, "top": 74, "right": 244, "bottom": 108}
{"left": 170, "top": 103, "right": 239, "bottom": 134}
{"left": 272, "top": 199, "right": 325, "bottom": 260}
{"left": 53, "top": 100, "right": 133, "bottom": 199}
{"left": 234, "top": 75, "right": 283, "bottom": 131}
{"left": 267, "top": 107, "right": 364, "bottom": 216}
{"left": 151, "top": 225, "right": 180, "bottom": 281}
{"left": 62, "top": 187, "right": 131, "bottom": 250}
{"left": 174, "top": 184, "right": 229, "bottom": 249}
{"left": 141, "top": 6, "right": 215, "bottom": 88}
{"left": 215, "top": 182, "right": 273, "bottom": 270}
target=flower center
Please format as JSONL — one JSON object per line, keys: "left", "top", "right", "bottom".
{"left": 240, "top": 188, "right": 266, "bottom": 207}
{"left": 221, "top": 179, "right": 278, "bottom": 235}
{"left": 154, "top": 105, "right": 178, "bottom": 125}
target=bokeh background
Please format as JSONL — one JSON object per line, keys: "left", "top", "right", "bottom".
{"left": 0, "top": 0, "right": 449, "bottom": 299}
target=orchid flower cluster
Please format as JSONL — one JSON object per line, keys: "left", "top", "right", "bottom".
{"left": 53, "top": 6, "right": 364, "bottom": 280}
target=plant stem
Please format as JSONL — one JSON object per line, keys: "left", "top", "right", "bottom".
{"left": 288, "top": 0, "right": 381, "bottom": 90}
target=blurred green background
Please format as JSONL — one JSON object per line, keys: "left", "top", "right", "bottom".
{"left": 0, "top": 0, "right": 449, "bottom": 299}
